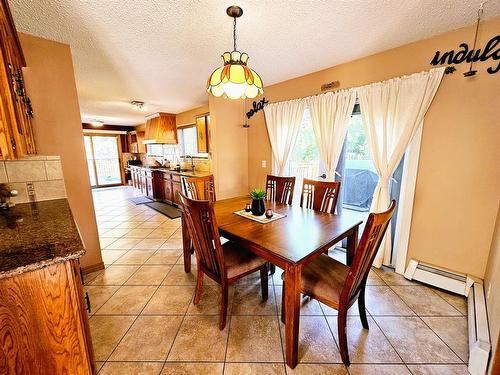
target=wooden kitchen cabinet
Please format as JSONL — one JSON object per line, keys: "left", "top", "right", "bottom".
{"left": 144, "top": 112, "right": 177, "bottom": 144}
{"left": 171, "top": 174, "right": 182, "bottom": 205}
{"left": 196, "top": 115, "right": 209, "bottom": 153}
{"left": 162, "top": 173, "right": 173, "bottom": 204}
{"left": 0, "top": 0, "right": 37, "bottom": 160}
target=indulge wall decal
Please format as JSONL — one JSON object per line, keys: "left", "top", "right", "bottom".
{"left": 430, "top": 35, "right": 500, "bottom": 75}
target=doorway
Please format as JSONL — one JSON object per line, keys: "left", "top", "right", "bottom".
{"left": 84, "top": 135, "right": 123, "bottom": 187}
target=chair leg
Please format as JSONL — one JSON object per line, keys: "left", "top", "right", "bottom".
{"left": 260, "top": 265, "right": 269, "bottom": 301}
{"left": 219, "top": 283, "right": 229, "bottom": 330}
{"left": 193, "top": 268, "right": 203, "bottom": 305}
{"left": 358, "top": 286, "right": 369, "bottom": 329}
{"left": 337, "top": 307, "right": 350, "bottom": 366}
{"left": 268, "top": 263, "right": 276, "bottom": 275}
{"left": 281, "top": 280, "right": 286, "bottom": 324}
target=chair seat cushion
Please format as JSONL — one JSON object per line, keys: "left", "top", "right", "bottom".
{"left": 300, "top": 254, "right": 350, "bottom": 309}
{"left": 223, "top": 242, "right": 267, "bottom": 280}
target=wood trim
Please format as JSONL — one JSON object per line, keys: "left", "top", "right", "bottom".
{"left": 0, "top": 0, "right": 25, "bottom": 66}
{"left": 80, "top": 261, "right": 105, "bottom": 275}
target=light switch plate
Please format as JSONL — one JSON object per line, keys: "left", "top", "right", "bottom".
{"left": 261, "top": 160, "right": 267, "bottom": 168}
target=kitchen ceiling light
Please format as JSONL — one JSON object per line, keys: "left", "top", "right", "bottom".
{"left": 90, "top": 119, "right": 104, "bottom": 127}
{"left": 207, "top": 6, "right": 263, "bottom": 100}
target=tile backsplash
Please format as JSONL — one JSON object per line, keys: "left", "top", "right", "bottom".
{"left": 0, "top": 156, "right": 66, "bottom": 204}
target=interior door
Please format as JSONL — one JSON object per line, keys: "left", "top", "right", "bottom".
{"left": 84, "top": 135, "right": 122, "bottom": 187}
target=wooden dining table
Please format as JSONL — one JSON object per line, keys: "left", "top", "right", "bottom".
{"left": 181, "top": 196, "right": 362, "bottom": 368}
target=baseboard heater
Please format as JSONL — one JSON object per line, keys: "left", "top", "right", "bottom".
{"left": 404, "top": 259, "right": 491, "bottom": 375}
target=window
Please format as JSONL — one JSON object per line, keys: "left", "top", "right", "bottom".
{"left": 178, "top": 125, "right": 198, "bottom": 156}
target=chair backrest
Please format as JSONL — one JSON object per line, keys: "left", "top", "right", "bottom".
{"left": 300, "top": 178, "right": 341, "bottom": 214}
{"left": 266, "top": 174, "right": 295, "bottom": 205}
{"left": 178, "top": 192, "right": 225, "bottom": 281}
{"left": 182, "top": 175, "right": 216, "bottom": 202}
{"left": 341, "top": 200, "right": 396, "bottom": 306}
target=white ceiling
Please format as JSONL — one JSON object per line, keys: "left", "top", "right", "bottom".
{"left": 9, "top": 0, "right": 500, "bottom": 126}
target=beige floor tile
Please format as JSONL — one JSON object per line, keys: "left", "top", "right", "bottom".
{"left": 327, "top": 316, "right": 401, "bottom": 363}
{"left": 95, "top": 361, "right": 105, "bottom": 373}
{"left": 83, "top": 269, "right": 103, "bottom": 285}
{"left": 175, "top": 253, "right": 198, "bottom": 267}
{"left": 115, "top": 221, "right": 141, "bottom": 229}
{"left": 84, "top": 285, "right": 119, "bottom": 312}
{"left": 98, "top": 221, "right": 122, "bottom": 229}
{"left": 125, "top": 265, "right": 172, "bottom": 285}
{"left": 280, "top": 316, "right": 341, "bottom": 363}
{"left": 320, "top": 300, "right": 360, "bottom": 316}
{"left": 110, "top": 315, "right": 183, "bottom": 361}
{"left": 286, "top": 364, "right": 348, "bottom": 375}
{"left": 421, "top": 316, "right": 468, "bottom": 362}
{"left": 101, "top": 250, "right": 127, "bottom": 264}
{"left": 123, "top": 228, "right": 155, "bottom": 238}
{"left": 160, "top": 238, "right": 184, "bottom": 249}
{"left": 365, "top": 286, "right": 415, "bottom": 316}
{"left": 275, "top": 287, "right": 323, "bottom": 316}
{"left": 170, "top": 229, "right": 183, "bottom": 239}
{"left": 143, "top": 286, "right": 194, "bottom": 314}
{"left": 158, "top": 221, "right": 181, "bottom": 229}
{"left": 224, "top": 363, "right": 285, "bottom": 375}
{"left": 407, "top": 365, "right": 471, "bottom": 375}
{"left": 148, "top": 228, "right": 177, "bottom": 239}
{"left": 133, "top": 238, "right": 166, "bottom": 250}
{"left": 97, "top": 285, "right": 157, "bottom": 314}
{"left": 99, "top": 362, "right": 163, "bottom": 375}
{"left": 146, "top": 250, "right": 182, "bottom": 265}
{"left": 137, "top": 221, "right": 161, "bottom": 229}
{"left": 100, "top": 228, "right": 130, "bottom": 238}
{"left": 366, "top": 269, "right": 386, "bottom": 285}
{"left": 106, "top": 238, "right": 143, "bottom": 249}
{"left": 186, "top": 285, "right": 232, "bottom": 315}
{"left": 89, "top": 265, "right": 140, "bottom": 285}
{"left": 226, "top": 315, "right": 283, "bottom": 362}
{"left": 391, "top": 286, "right": 462, "bottom": 316}
{"left": 373, "top": 267, "right": 418, "bottom": 285}
{"left": 433, "top": 289, "right": 468, "bottom": 315}
{"left": 114, "top": 250, "right": 155, "bottom": 265}
{"left": 161, "top": 363, "right": 223, "bottom": 375}
{"left": 100, "top": 237, "right": 119, "bottom": 248}
{"left": 231, "top": 282, "right": 276, "bottom": 315}
{"left": 162, "top": 265, "right": 197, "bottom": 285}
{"left": 374, "top": 317, "right": 461, "bottom": 363}
{"left": 349, "top": 365, "right": 411, "bottom": 375}
{"left": 168, "top": 315, "right": 229, "bottom": 361}
{"left": 89, "top": 315, "right": 135, "bottom": 361}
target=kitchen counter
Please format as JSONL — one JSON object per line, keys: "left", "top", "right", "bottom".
{"left": 131, "top": 165, "right": 210, "bottom": 178}
{"left": 0, "top": 199, "right": 85, "bottom": 279}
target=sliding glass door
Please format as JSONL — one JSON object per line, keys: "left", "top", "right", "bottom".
{"left": 84, "top": 135, "right": 122, "bottom": 187}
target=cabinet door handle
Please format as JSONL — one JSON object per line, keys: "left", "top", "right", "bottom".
{"left": 84, "top": 292, "right": 91, "bottom": 314}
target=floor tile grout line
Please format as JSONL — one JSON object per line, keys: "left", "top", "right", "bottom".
{"left": 370, "top": 314, "right": 406, "bottom": 365}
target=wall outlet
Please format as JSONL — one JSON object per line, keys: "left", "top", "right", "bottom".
{"left": 261, "top": 160, "right": 267, "bottom": 168}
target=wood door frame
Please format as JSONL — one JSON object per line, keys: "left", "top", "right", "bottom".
{"left": 83, "top": 133, "right": 123, "bottom": 188}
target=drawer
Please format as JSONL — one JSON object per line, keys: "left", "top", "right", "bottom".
{"left": 172, "top": 174, "right": 181, "bottom": 182}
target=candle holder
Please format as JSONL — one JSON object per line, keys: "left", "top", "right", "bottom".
{"left": 245, "top": 203, "right": 251, "bottom": 212}
{"left": 265, "top": 209, "right": 273, "bottom": 219}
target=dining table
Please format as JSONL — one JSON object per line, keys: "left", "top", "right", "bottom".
{"left": 181, "top": 196, "right": 362, "bottom": 368}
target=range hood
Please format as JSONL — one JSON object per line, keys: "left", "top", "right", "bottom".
{"left": 143, "top": 112, "right": 178, "bottom": 144}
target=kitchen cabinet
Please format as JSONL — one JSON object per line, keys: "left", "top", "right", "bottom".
{"left": 171, "top": 174, "right": 182, "bottom": 205}
{"left": 144, "top": 112, "right": 177, "bottom": 144}
{"left": 0, "top": 0, "right": 37, "bottom": 159}
{"left": 127, "top": 130, "right": 146, "bottom": 153}
{"left": 196, "top": 115, "right": 209, "bottom": 153}
{"left": 162, "top": 173, "right": 173, "bottom": 204}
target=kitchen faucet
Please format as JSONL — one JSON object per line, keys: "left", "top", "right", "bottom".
{"left": 185, "top": 155, "right": 195, "bottom": 171}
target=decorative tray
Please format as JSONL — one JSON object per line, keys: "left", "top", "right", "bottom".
{"left": 233, "top": 210, "right": 286, "bottom": 224}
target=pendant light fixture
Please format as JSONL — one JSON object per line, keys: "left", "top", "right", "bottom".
{"left": 207, "top": 6, "right": 263, "bottom": 100}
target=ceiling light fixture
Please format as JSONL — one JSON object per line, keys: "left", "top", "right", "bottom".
{"left": 207, "top": 6, "right": 263, "bottom": 100}
{"left": 90, "top": 119, "right": 105, "bottom": 127}
{"left": 131, "top": 100, "right": 145, "bottom": 110}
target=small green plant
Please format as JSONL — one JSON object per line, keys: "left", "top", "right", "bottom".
{"left": 250, "top": 188, "right": 266, "bottom": 200}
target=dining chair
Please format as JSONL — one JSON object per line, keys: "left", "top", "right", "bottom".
{"left": 300, "top": 178, "right": 341, "bottom": 214}
{"left": 178, "top": 192, "right": 269, "bottom": 330}
{"left": 266, "top": 174, "right": 295, "bottom": 205}
{"left": 182, "top": 174, "right": 216, "bottom": 202}
{"left": 281, "top": 200, "right": 396, "bottom": 365}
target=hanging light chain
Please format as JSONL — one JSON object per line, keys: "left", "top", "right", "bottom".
{"left": 233, "top": 17, "right": 237, "bottom": 51}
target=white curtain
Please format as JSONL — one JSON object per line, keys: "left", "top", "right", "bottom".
{"left": 308, "top": 90, "right": 357, "bottom": 181}
{"left": 357, "top": 67, "right": 445, "bottom": 267}
{"left": 264, "top": 99, "right": 306, "bottom": 176}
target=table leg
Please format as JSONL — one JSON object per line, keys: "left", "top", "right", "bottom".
{"left": 181, "top": 214, "right": 191, "bottom": 273}
{"left": 284, "top": 263, "right": 301, "bottom": 368}
{"left": 346, "top": 226, "right": 359, "bottom": 266}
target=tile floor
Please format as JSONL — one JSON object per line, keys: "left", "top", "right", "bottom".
{"left": 85, "top": 186, "right": 470, "bottom": 375}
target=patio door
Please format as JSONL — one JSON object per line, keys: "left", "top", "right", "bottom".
{"left": 84, "top": 135, "right": 122, "bottom": 187}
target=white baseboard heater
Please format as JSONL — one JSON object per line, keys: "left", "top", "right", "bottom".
{"left": 404, "top": 259, "right": 491, "bottom": 375}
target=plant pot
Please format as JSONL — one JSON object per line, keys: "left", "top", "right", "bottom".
{"left": 251, "top": 198, "right": 266, "bottom": 216}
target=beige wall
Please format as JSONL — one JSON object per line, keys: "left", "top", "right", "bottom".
{"left": 176, "top": 104, "right": 209, "bottom": 127}
{"left": 485, "top": 203, "right": 500, "bottom": 375}
{"left": 19, "top": 33, "right": 103, "bottom": 271}
{"left": 246, "top": 17, "right": 500, "bottom": 278}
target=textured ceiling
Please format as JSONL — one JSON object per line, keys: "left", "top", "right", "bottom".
{"left": 8, "top": 0, "right": 500, "bottom": 125}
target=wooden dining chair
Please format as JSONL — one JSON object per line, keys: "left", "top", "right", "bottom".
{"left": 182, "top": 174, "right": 216, "bottom": 202}
{"left": 178, "top": 192, "right": 269, "bottom": 330}
{"left": 266, "top": 174, "right": 295, "bottom": 205}
{"left": 281, "top": 200, "right": 396, "bottom": 365}
{"left": 300, "top": 178, "right": 341, "bottom": 214}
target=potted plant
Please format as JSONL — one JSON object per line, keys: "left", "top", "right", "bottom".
{"left": 250, "top": 188, "right": 266, "bottom": 216}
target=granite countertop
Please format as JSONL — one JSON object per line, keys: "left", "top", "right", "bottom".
{"left": 0, "top": 199, "right": 85, "bottom": 279}
{"left": 134, "top": 165, "right": 210, "bottom": 178}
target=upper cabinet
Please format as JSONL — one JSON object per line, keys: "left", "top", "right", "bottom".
{"left": 0, "top": 0, "right": 36, "bottom": 159}
{"left": 144, "top": 112, "right": 177, "bottom": 144}
{"left": 196, "top": 115, "right": 209, "bottom": 153}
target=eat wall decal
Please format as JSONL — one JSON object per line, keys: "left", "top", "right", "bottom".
{"left": 430, "top": 35, "right": 500, "bottom": 74}
{"left": 246, "top": 97, "right": 269, "bottom": 119}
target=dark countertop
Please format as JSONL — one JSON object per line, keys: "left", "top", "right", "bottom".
{"left": 0, "top": 199, "right": 85, "bottom": 279}
{"left": 129, "top": 165, "right": 210, "bottom": 178}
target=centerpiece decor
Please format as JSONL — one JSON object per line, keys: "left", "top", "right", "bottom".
{"left": 206, "top": 6, "right": 264, "bottom": 99}
{"left": 250, "top": 188, "right": 266, "bottom": 216}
